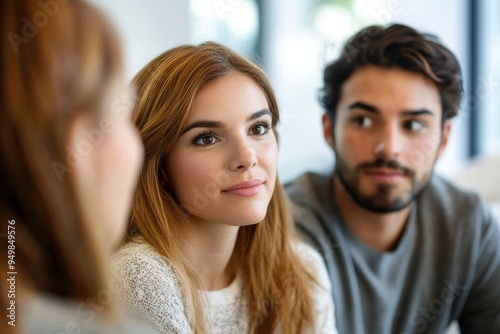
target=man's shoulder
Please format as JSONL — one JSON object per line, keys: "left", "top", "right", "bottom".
{"left": 417, "top": 174, "right": 496, "bottom": 239}
{"left": 285, "top": 172, "right": 337, "bottom": 249}
{"left": 285, "top": 171, "right": 331, "bottom": 205}
{"left": 421, "top": 174, "right": 484, "bottom": 214}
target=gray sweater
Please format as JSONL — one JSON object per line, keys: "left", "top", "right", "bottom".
{"left": 286, "top": 172, "right": 500, "bottom": 334}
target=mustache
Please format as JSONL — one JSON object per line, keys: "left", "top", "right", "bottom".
{"left": 357, "top": 158, "right": 415, "bottom": 176}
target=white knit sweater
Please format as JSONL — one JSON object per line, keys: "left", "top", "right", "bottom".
{"left": 112, "top": 241, "right": 337, "bottom": 334}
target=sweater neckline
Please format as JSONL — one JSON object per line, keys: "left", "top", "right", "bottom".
{"left": 199, "top": 272, "right": 243, "bottom": 306}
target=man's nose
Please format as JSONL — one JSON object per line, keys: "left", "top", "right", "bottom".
{"left": 373, "top": 123, "right": 403, "bottom": 160}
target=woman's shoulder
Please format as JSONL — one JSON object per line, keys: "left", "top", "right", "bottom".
{"left": 294, "top": 241, "right": 331, "bottom": 292}
{"left": 294, "top": 242, "right": 326, "bottom": 269}
{"left": 114, "top": 239, "right": 167, "bottom": 264}
{"left": 112, "top": 239, "right": 178, "bottom": 288}
{"left": 112, "top": 240, "right": 190, "bottom": 333}
{"left": 294, "top": 242, "right": 338, "bottom": 333}
{"left": 113, "top": 240, "right": 173, "bottom": 274}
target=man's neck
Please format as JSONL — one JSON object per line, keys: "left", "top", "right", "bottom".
{"left": 333, "top": 176, "right": 412, "bottom": 252}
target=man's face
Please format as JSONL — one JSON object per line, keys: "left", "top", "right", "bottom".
{"left": 323, "top": 65, "right": 451, "bottom": 213}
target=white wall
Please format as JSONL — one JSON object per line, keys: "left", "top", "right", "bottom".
{"left": 264, "top": 0, "right": 335, "bottom": 182}
{"left": 88, "top": 0, "right": 190, "bottom": 80}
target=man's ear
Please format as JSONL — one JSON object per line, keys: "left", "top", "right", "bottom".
{"left": 437, "top": 120, "right": 452, "bottom": 159}
{"left": 322, "top": 113, "right": 334, "bottom": 149}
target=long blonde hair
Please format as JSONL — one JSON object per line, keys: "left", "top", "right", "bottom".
{"left": 129, "top": 42, "right": 316, "bottom": 333}
{"left": 0, "top": 0, "right": 123, "bottom": 332}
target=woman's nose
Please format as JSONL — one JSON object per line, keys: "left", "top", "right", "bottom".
{"left": 228, "top": 138, "right": 257, "bottom": 171}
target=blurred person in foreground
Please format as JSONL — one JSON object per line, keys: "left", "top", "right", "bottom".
{"left": 0, "top": 0, "right": 144, "bottom": 332}
{"left": 286, "top": 23, "right": 500, "bottom": 334}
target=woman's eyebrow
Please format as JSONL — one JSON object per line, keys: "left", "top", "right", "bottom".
{"left": 182, "top": 109, "right": 272, "bottom": 134}
{"left": 247, "top": 109, "right": 272, "bottom": 122}
{"left": 182, "top": 120, "right": 224, "bottom": 134}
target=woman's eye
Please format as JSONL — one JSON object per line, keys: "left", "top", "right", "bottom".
{"left": 354, "top": 116, "right": 372, "bottom": 128}
{"left": 193, "top": 133, "right": 219, "bottom": 146}
{"left": 250, "top": 122, "right": 270, "bottom": 135}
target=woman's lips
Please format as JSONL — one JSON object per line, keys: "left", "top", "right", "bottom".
{"left": 222, "top": 179, "right": 264, "bottom": 197}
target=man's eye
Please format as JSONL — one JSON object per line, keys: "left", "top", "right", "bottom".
{"left": 406, "top": 120, "right": 425, "bottom": 132}
{"left": 354, "top": 116, "right": 372, "bottom": 128}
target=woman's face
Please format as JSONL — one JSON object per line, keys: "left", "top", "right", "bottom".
{"left": 71, "top": 83, "right": 144, "bottom": 246}
{"left": 168, "top": 73, "right": 278, "bottom": 226}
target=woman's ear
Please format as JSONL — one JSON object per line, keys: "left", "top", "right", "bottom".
{"left": 158, "top": 162, "right": 170, "bottom": 189}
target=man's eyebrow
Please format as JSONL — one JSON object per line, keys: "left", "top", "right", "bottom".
{"left": 182, "top": 120, "right": 224, "bottom": 134}
{"left": 348, "top": 102, "right": 380, "bottom": 114}
{"left": 247, "top": 109, "right": 272, "bottom": 122}
{"left": 401, "top": 109, "right": 435, "bottom": 117}
{"left": 349, "top": 102, "right": 435, "bottom": 117}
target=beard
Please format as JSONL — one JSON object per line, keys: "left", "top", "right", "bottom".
{"left": 334, "top": 152, "right": 433, "bottom": 213}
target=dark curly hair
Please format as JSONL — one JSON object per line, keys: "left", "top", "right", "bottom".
{"left": 320, "top": 24, "right": 463, "bottom": 124}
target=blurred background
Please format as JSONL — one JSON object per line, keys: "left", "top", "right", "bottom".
{"left": 88, "top": 0, "right": 499, "bottom": 215}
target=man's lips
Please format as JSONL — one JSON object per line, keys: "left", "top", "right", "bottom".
{"left": 363, "top": 167, "right": 406, "bottom": 182}
{"left": 222, "top": 179, "right": 264, "bottom": 197}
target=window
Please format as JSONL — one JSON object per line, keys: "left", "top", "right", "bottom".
{"left": 470, "top": 0, "right": 500, "bottom": 156}
{"left": 190, "top": 0, "right": 260, "bottom": 58}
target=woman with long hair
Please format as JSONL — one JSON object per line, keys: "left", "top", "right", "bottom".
{"left": 0, "top": 0, "right": 143, "bottom": 332}
{"left": 113, "top": 42, "right": 336, "bottom": 333}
